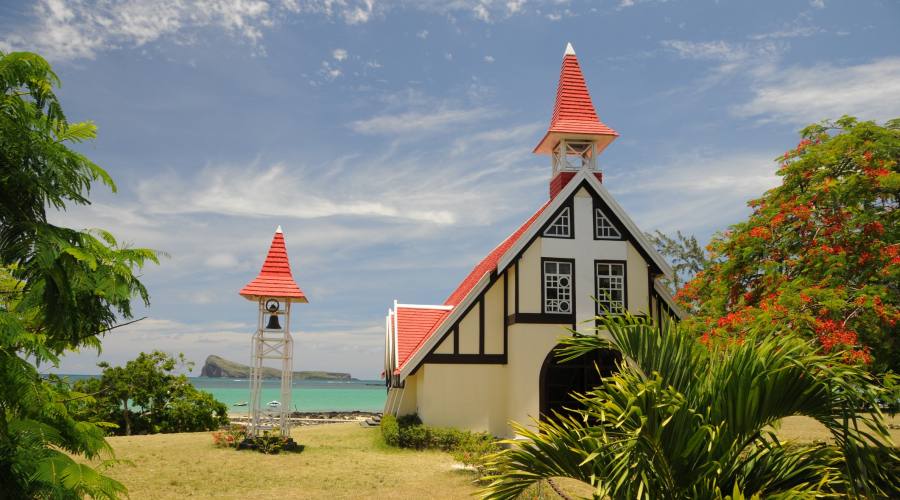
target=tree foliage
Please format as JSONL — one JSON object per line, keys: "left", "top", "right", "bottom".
{"left": 647, "top": 229, "right": 709, "bottom": 293}
{"left": 676, "top": 117, "right": 900, "bottom": 372}
{"left": 71, "top": 351, "right": 228, "bottom": 436}
{"left": 0, "top": 51, "right": 158, "bottom": 498}
{"left": 481, "top": 314, "right": 899, "bottom": 499}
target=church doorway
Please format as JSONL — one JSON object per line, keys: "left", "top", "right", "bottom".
{"left": 539, "top": 344, "right": 620, "bottom": 419}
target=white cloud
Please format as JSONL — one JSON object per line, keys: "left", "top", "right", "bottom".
{"left": 810, "top": 0, "right": 825, "bottom": 8}
{"left": 2, "top": 0, "right": 379, "bottom": 61}
{"left": 483, "top": 55, "right": 495, "bottom": 63}
{"left": 332, "top": 48, "right": 348, "bottom": 61}
{"left": 608, "top": 150, "right": 781, "bottom": 235}
{"left": 53, "top": 317, "right": 386, "bottom": 377}
{"left": 416, "top": 29, "right": 429, "bottom": 39}
{"left": 659, "top": 38, "right": 784, "bottom": 84}
{"left": 473, "top": 4, "right": 491, "bottom": 22}
{"left": 546, "top": 12, "right": 562, "bottom": 21}
{"left": 733, "top": 57, "right": 900, "bottom": 124}
{"left": 506, "top": 0, "right": 525, "bottom": 14}
{"left": 349, "top": 107, "right": 495, "bottom": 135}
{"left": 206, "top": 252, "right": 240, "bottom": 268}
{"left": 342, "top": 0, "right": 375, "bottom": 24}
{"left": 445, "top": 52, "right": 453, "bottom": 61}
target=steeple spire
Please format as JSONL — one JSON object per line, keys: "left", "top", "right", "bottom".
{"left": 239, "top": 227, "right": 308, "bottom": 302}
{"left": 534, "top": 42, "right": 618, "bottom": 155}
{"left": 535, "top": 43, "right": 618, "bottom": 198}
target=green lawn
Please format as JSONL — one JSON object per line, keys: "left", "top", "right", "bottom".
{"left": 96, "top": 416, "right": 899, "bottom": 499}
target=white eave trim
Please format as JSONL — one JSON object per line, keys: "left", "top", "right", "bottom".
{"left": 395, "top": 303, "right": 454, "bottom": 310}
{"left": 398, "top": 271, "right": 491, "bottom": 380}
{"left": 653, "top": 280, "right": 687, "bottom": 320}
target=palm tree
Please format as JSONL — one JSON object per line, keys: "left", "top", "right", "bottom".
{"left": 481, "top": 314, "right": 898, "bottom": 499}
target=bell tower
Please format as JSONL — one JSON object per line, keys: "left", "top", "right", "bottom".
{"left": 239, "top": 226, "right": 308, "bottom": 440}
{"left": 534, "top": 43, "right": 619, "bottom": 198}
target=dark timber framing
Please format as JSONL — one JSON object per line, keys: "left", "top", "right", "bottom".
{"left": 540, "top": 198, "right": 575, "bottom": 239}
{"left": 420, "top": 271, "right": 508, "bottom": 369}
{"left": 411, "top": 179, "right": 672, "bottom": 375}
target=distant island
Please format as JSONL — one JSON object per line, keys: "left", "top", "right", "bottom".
{"left": 200, "top": 355, "right": 354, "bottom": 381}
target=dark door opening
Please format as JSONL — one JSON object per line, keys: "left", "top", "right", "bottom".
{"left": 539, "top": 344, "right": 620, "bottom": 419}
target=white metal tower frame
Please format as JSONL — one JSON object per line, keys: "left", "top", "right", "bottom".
{"left": 248, "top": 298, "right": 293, "bottom": 438}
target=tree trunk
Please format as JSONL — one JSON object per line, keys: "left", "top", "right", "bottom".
{"left": 122, "top": 400, "right": 131, "bottom": 436}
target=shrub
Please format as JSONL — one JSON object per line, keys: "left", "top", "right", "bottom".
{"left": 212, "top": 425, "right": 247, "bottom": 449}
{"left": 380, "top": 414, "right": 399, "bottom": 446}
{"left": 398, "top": 423, "right": 428, "bottom": 449}
{"left": 384, "top": 412, "right": 498, "bottom": 470}
{"left": 452, "top": 432, "right": 500, "bottom": 475}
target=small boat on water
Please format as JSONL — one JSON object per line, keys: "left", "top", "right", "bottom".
{"left": 233, "top": 401, "right": 248, "bottom": 407}
{"left": 267, "top": 400, "right": 281, "bottom": 407}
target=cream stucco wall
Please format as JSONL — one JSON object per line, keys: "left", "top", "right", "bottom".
{"left": 434, "top": 334, "right": 454, "bottom": 354}
{"left": 518, "top": 239, "right": 542, "bottom": 313}
{"left": 505, "top": 322, "right": 569, "bottom": 434}
{"left": 457, "top": 302, "right": 480, "bottom": 354}
{"left": 483, "top": 276, "right": 505, "bottom": 354}
{"left": 626, "top": 242, "right": 650, "bottom": 315}
{"left": 416, "top": 363, "right": 508, "bottom": 436}
{"left": 396, "top": 371, "right": 418, "bottom": 416}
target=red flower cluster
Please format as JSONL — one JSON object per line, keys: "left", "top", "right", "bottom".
{"left": 749, "top": 226, "right": 771, "bottom": 240}
{"left": 814, "top": 318, "right": 859, "bottom": 353}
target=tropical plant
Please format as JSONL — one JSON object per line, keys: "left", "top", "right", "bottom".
{"left": 0, "top": 51, "right": 158, "bottom": 498}
{"left": 481, "top": 313, "right": 899, "bottom": 499}
{"left": 676, "top": 117, "right": 899, "bottom": 372}
{"left": 72, "top": 351, "right": 228, "bottom": 435}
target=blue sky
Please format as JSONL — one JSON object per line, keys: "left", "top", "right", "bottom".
{"left": 2, "top": 0, "right": 898, "bottom": 378}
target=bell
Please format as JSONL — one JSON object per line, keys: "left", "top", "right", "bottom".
{"left": 265, "top": 314, "right": 281, "bottom": 330}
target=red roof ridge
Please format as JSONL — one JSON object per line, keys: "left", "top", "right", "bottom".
{"left": 443, "top": 200, "right": 552, "bottom": 307}
{"left": 394, "top": 202, "right": 552, "bottom": 371}
{"left": 239, "top": 228, "right": 308, "bottom": 302}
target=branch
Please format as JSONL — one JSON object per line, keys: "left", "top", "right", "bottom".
{"left": 98, "top": 316, "right": 147, "bottom": 334}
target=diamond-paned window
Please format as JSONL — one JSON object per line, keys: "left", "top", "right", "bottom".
{"left": 595, "top": 208, "right": 621, "bottom": 239}
{"left": 543, "top": 260, "right": 573, "bottom": 314}
{"left": 596, "top": 262, "right": 625, "bottom": 315}
{"left": 543, "top": 206, "right": 571, "bottom": 238}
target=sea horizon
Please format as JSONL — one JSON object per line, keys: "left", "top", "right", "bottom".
{"left": 50, "top": 374, "right": 387, "bottom": 413}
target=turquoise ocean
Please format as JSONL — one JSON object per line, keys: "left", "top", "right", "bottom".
{"left": 192, "top": 377, "right": 387, "bottom": 413}
{"left": 58, "top": 375, "right": 387, "bottom": 413}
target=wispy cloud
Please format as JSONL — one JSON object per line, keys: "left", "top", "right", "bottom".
{"left": 733, "top": 57, "right": 900, "bottom": 124}
{"left": 2, "top": 0, "right": 295, "bottom": 61}
{"left": 349, "top": 107, "right": 497, "bottom": 135}
{"left": 608, "top": 150, "right": 780, "bottom": 236}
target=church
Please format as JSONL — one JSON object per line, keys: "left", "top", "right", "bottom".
{"left": 382, "top": 43, "right": 684, "bottom": 438}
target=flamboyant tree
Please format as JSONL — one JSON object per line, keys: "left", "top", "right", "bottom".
{"left": 677, "top": 117, "right": 899, "bottom": 372}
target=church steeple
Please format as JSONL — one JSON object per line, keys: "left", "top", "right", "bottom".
{"left": 534, "top": 43, "right": 618, "bottom": 198}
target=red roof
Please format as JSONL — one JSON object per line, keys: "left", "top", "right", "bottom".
{"left": 395, "top": 306, "right": 451, "bottom": 370}
{"left": 239, "top": 228, "right": 308, "bottom": 302}
{"left": 394, "top": 202, "right": 552, "bottom": 372}
{"left": 534, "top": 44, "right": 618, "bottom": 154}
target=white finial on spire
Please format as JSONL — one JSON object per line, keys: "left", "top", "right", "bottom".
{"left": 275, "top": 225, "right": 283, "bottom": 233}
{"left": 564, "top": 42, "right": 576, "bottom": 56}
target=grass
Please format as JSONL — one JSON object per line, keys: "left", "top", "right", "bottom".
{"left": 94, "top": 416, "right": 899, "bottom": 499}
{"left": 100, "top": 423, "right": 478, "bottom": 499}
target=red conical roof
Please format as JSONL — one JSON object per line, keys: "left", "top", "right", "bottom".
{"left": 534, "top": 43, "right": 618, "bottom": 154}
{"left": 239, "top": 227, "right": 308, "bottom": 302}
